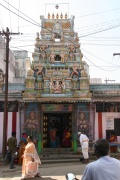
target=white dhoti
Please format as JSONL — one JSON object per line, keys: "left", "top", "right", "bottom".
{"left": 82, "top": 141, "right": 89, "bottom": 159}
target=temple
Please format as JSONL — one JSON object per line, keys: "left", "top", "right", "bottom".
{"left": 0, "top": 13, "right": 120, "bottom": 153}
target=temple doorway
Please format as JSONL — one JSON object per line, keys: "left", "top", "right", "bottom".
{"left": 43, "top": 113, "right": 72, "bottom": 148}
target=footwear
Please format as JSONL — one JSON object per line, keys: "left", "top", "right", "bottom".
{"left": 35, "top": 173, "right": 40, "bottom": 177}
{"left": 82, "top": 159, "right": 89, "bottom": 163}
{"left": 80, "top": 157, "right": 84, "bottom": 162}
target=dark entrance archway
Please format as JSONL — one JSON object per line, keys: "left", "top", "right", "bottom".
{"left": 43, "top": 113, "right": 72, "bottom": 148}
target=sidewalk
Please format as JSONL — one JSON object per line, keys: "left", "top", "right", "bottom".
{"left": 1, "top": 151, "right": 120, "bottom": 164}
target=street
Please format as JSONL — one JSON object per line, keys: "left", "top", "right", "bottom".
{"left": 0, "top": 162, "right": 88, "bottom": 180}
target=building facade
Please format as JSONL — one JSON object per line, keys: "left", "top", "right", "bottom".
{"left": 12, "top": 50, "right": 31, "bottom": 83}
{"left": 0, "top": 35, "right": 15, "bottom": 83}
{"left": 0, "top": 14, "right": 120, "bottom": 153}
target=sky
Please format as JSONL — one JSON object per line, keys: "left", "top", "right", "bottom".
{"left": 0, "top": 0, "right": 120, "bottom": 83}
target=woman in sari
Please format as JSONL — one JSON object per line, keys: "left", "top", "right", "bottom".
{"left": 21, "top": 136, "right": 41, "bottom": 180}
{"left": 18, "top": 140, "right": 26, "bottom": 165}
{"left": 109, "top": 132, "right": 117, "bottom": 153}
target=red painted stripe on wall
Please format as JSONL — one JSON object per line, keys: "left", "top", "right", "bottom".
{"left": 98, "top": 112, "right": 103, "bottom": 138}
{"left": 12, "top": 112, "right": 17, "bottom": 132}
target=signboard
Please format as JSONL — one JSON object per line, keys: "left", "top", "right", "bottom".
{"left": 106, "top": 119, "right": 114, "bottom": 130}
{"left": 41, "top": 104, "right": 73, "bottom": 111}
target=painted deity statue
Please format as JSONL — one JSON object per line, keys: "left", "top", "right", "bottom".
{"left": 71, "top": 62, "right": 83, "bottom": 78}
{"left": 23, "top": 111, "right": 38, "bottom": 144}
{"left": 49, "top": 50, "right": 56, "bottom": 63}
{"left": 60, "top": 51, "right": 65, "bottom": 63}
{"left": 53, "top": 80, "right": 62, "bottom": 93}
{"left": 34, "top": 63, "right": 44, "bottom": 77}
{"left": 68, "top": 45, "right": 75, "bottom": 61}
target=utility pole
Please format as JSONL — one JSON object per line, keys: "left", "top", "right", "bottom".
{"left": 0, "top": 28, "right": 19, "bottom": 156}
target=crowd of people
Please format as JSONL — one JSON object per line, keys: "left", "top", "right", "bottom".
{"left": 3, "top": 130, "right": 120, "bottom": 180}
{"left": 3, "top": 132, "right": 41, "bottom": 180}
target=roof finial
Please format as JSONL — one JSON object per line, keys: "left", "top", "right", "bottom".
{"left": 60, "top": 13, "right": 63, "bottom": 19}
{"left": 65, "top": 13, "right": 67, "bottom": 19}
{"left": 56, "top": 13, "right": 59, "bottom": 19}
{"left": 48, "top": 13, "right": 50, "bottom": 19}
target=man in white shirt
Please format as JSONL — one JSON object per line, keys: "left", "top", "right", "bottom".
{"left": 78, "top": 132, "right": 89, "bottom": 163}
{"left": 82, "top": 139, "right": 120, "bottom": 180}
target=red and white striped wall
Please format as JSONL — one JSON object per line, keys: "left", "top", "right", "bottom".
{"left": 0, "top": 112, "right": 20, "bottom": 153}
{"left": 95, "top": 112, "right": 120, "bottom": 142}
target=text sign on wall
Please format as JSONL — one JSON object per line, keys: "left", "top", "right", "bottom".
{"left": 106, "top": 119, "right": 114, "bottom": 130}
{"left": 41, "top": 104, "right": 73, "bottom": 111}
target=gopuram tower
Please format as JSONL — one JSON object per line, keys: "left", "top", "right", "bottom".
{"left": 24, "top": 13, "right": 91, "bottom": 100}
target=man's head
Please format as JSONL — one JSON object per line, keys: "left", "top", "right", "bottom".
{"left": 78, "top": 132, "right": 81, "bottom": 136}
{"left": 12, "top": 131, "right": 16, "bottom": 137}
{"left": 94, "top": 139, "right": 110, "bottom": 158}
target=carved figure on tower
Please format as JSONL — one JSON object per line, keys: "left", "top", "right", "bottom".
{"left": 49, "top": 50, "right": 56, "bottom": 64}
{"left": 60, "top": 51, "right": 65, "bottom": 63}
{"left": 71, "top": 62, "right": 83, "bottom": 78}
{"left": 40, "top": 44, "right": 47, "bottom": 61}
{"left": 75, "top": 32, "right": 79, "bottom": 42}
{"left": 49, "top": 79, "right": 54, "bottom": 93}
{"left": 60, "top": 32, "right": 64, "bottom": 42}
{"left": 68, "top": 45, "right": 75, "bottom": 61}
{"left": 36, "top": 32, "right": 39, "bottom": 40}
{"left": 34, "top": 63, "right": 44, "bottom": 77}
{"left": 61, "top": 79, "right": 66, "bottom": 93}
{"left": 51, "top": 33, "right": 55, "bottom": 41}
{"left": 53, "top": 80, "right": 62, "bottom": 93}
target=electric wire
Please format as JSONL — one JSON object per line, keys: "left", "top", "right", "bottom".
{"left": 83, "top": 54, "right": 120, "bottom": 72}
{"left": 1, "top": 1, "right": 120, "bottom": 73}
{"left": 2, "top": 0, "right": 40, "bottom": 26}
{"left": 81, "top": 47, "right": 117, "bottom": 65}
{"left": 1, "top": 1, "right": 120, "bottom": 39}
{"left": 76, "top": 7, "right": 120, "bottom": 18}
{"left": 7, "top": 0, "right": 12, "bottom": 32}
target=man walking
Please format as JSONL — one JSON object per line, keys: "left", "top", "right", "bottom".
{"left": 78, "top": 132, "right": 89, "bottom": 163}
{"left": 4, "top": 131, "right": 17, "bottom": 169}
{"left": 82, "top": 139, "right": 120, "bottom": 180}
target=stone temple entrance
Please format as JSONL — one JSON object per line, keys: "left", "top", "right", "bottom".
{"left": 43, "top": 113, "right": 72, "bottom": 148}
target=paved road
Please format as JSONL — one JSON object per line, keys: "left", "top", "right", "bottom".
{"left": 0, "top": 162, "right": 88, "bottom": 180}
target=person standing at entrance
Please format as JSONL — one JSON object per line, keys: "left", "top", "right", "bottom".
{"left": 78, "top": 132, "right": 89, "bottom": 163}
{"left": 81, "top": 139, "right": 120, "bottom": 180}
{"left": 62, "top": 126, "right": 71, "bottom": 147}
{"left": 4, "top": 131, "right": 17, "bottom": 169}
{"left": 49, "top": 122, "right": 57, "bottom": 148}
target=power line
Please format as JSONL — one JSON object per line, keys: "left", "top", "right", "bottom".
{"left": 2, "top": 0, "right": 40, "bottom": 26}
{"left": 83, "top": 54, "right": 120, "bottom": 71}
{"left": 76, "top": 7, "right": 120, "bottom": 18}
{"left": 0, "top": 2, "right": 41, "bottom": 28}
{"left": 81, "top": 43, "right": 120, "bottom": 46}
{"left": 81, "top": 47, "right": 117, "bottom": 65}
{"left": 1, "top": 1, "right": 120, "bottom": 40}
{"left": 7, "top": 0, "right": 12, "bottom": 31}
{"left": 79, "top": 22, "right": 120, "bottom": 38}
